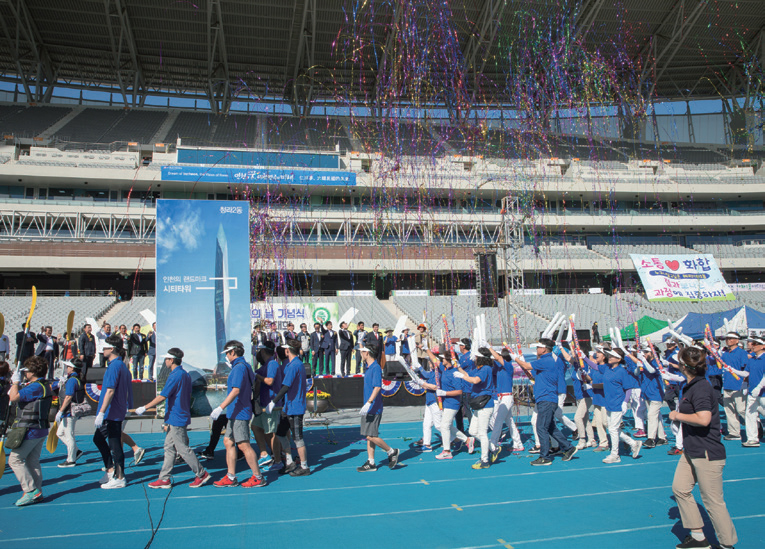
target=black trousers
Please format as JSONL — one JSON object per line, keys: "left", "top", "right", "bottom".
{"left": 82, "top": 355, "right": 94, "bottom": 382}
{"left": 204, "top": 414, "right": 228, "bottom": 454}
{"left": 339, "top": 348, "right": 352, "bottom": 376}
{"left": 93, "top": 419, "right": 124, "bottom": 477}
{"left": 44, "top": 351, "right": 56, "bottom": 380}
{"left": 312, "top": 349, "right": 325, "bottom": 375}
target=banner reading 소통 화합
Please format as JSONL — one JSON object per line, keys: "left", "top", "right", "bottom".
{"left": 629, "top": 254, "right": 735, "bottom": 302}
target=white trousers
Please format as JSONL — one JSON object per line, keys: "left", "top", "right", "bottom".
{"left": 488, "top": 394, "right": 523, "bottom": 450}
{"left": 645, "top": 399, "right": 666, "bottom": 440}
{"left": 423, "top": 402, "right": 454, "bottom": 447}
{"left": 744, "top": 394, "right": 765, "bottom": 443}
{"left": 57, "top": 416, "right": 79, "bottom": 462}
{"left": 722, "top": 389, "right": 746, "bottom": 436}
{"left": 468, "top": 407, "right": 493, "bottom": 462}
{"left": 607, "top": 410, "right": 637, "bottom": 457}
{"left": 440, "top": 407, "right": 467, "bottom": 451}
{"left": 629, "top": 389, "right": 647, "bottom": 430}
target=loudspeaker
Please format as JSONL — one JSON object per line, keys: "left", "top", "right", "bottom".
{"left": 476, "top": 252, "right": 498, "bottom": 308}
{"left": 383, "top": 360, "right": 411, "bottom": 380}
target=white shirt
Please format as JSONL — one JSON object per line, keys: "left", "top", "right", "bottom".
{"left": 45, "top": 336, "right": 54, "bottom": 352}
{"left": 96, "top": 329, "right": 110, "bottom": 354}
{"left": 0, "top": 334, "right": 9, "bottom": 353}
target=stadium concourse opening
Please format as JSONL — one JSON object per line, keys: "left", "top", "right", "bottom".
{"left": 1, "top": 1, "right": 765, "bottom": 548}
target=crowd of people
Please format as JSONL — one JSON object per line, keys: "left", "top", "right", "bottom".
{"left": 8, "top": 320, "right": 157, "bottom": 382}
{"left": 3, "top": 314, "right": 764, "bottom": 549}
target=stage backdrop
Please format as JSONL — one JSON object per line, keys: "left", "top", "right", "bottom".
{"left": 630, "top": 254, "right": 735, "bottom": 302}
{"left": 156, "top": 199, "right": 251, "bottom": 417}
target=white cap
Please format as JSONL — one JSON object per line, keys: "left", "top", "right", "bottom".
{"left": 530, "top": 342, "right": 548, "bottom": 349}
{"left": 358, "top": 346, "right": 372, "bottom": 353}
{"left": 605, "top": 349, "right": 622, "bottom": 360}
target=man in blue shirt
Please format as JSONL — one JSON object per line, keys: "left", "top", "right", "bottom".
{"left": 210, "top": 340, "right": 266, "bottom": 488}
{"left": 720, "top": 332, "right": 748, "bottom": 440}
{"left": 357, "top": 343, "right": 400, "bottom": 471}
{"left": 137, "top": 348, "right": 211, "bottom": 488}
{"left": 268, "top": 339, "right": 311, "bottom": 476}
{"left": 93, "top": 334, "right": 132, "bottom": 489}
{"left": 743, "top": 336, "right": 765, "bottom": 447}
{"left": 515, "top": 338, "right": 577, "bottom": 466}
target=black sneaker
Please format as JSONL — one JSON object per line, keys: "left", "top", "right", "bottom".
{"left": 549, "top": 447, "right": 563, "bottom": 456}
{"left": 530, "top": 457, "right": 552, "bottom": 466}
{"left": 357, "top": 461, "right": 377, "bottom": 472}
{"left": 723, "top": 434, "right": 741, "bottom": 441}
{"left": 387, "top": 448, "right": 400, "bottom": 469}
{"left": 562, "top": 447, "right": 577, "bottom": 461}
{"left": 58, "top": 461, "right": 76, "bottom": 468}
{"left": 236, "top": 451, "right": 245, "bottom": 461}
{"left": 656, "top": 438, "right": 669, "bottom": 446}
{"left": 198, "top": 451, "right": 214, "bottom": 461}
{"left": 74, "top": 449, "right": 84, "bottom": 463}
{"left": 279, "top": 462, "right": 298, "bottom": 475}
{"left": 643, "top": 439, "right": 656, "bottom": 449}
{"left": 675, "top": 534, "right": 711, "bottom": 549}
{"left": 667, "top": 447, "right": 683, "bottom": 455}
{"left": 529, "top": 446, "right": 541, "bottom": 454}
{"left": 290, "top": 466, "right": 312, "bottom": 477}
{"left": 571, "top": 430, "right": 579, "bottom": 440}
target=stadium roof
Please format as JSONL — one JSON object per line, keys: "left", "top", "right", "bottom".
{"left": 0, "top": 0, "right": 762, "bottom": 115}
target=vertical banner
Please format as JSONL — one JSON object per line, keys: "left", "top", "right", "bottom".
{"left": 629, "top": 254, "right": 735, "bottom": 302}
{"left": 156, "top": 200, "right": 250, "bottom": 416}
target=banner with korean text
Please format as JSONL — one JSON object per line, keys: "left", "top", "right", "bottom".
{"left": 629, "top": 254, "right": 735, "bottom": 302}
{"left": 156, "top": 199, "right": 251, "bottom": 417}
{"left": 250, "top": 302, "right": 340, "bottom": 331}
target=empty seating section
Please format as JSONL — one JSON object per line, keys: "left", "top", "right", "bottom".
{"left": 333, "top": 296, "right": 398, "bottom": 330}
{"left": 0, "top": 296, "right": 115, "bottom": 340}
{"left": 213, "top": 114, "right": 260, "bottom": 148}
{"left": 54, "top": 109, "right": 124, "bottom": 143}
{"left": 591, "top": 243, "right": 694, "bottom": 259}
{"left": 99, "top": 110, "right": 168, "bottom": 144}
{"left": 265, "top": 117, "right": 351, "bottom": 153}
{"left": 107, "top": 297, "right": 156, "bottom": 329}
{"left": 0, "top": 106, "right": 71, "bottom": 138}
{"left": 737, "top": 292, "right": 765, "bottom": 308}
{"left": 520, "top": 245, "right": 601, "bottom": 262}
{"left": 166, "top": 112, "right": 217, "bottom": 147}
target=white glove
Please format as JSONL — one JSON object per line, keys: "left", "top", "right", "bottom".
{"left": 135, "top": 406, "right": 146, "bottom": 416}
{"left": 453, "top": 371, "right": 466, "bottom": 380}
{"left": 411, "top": 362, "right": 422, "bottom": 371}
{"left": 11, "top": 370, "right": 21, "bottom": 384}
{"left": 55, "top": 410, "right": 63, "bottom": 424}
{"left": 94, "top": 412, "right": 105, "bottom": 428}
{"left": 359, "top": 402, "right": 371, "bottom": 415}
{"left": 436, "top": 389, "right": 447, "bottom": 397}
{"left": 510, "top": 353, "right": 521, "bottom": 362}
{"left": 210, "top": 406, "right": 223, "bottom": 420}
{"left": 266, "top": 401, "right": 275, "bottom": 414}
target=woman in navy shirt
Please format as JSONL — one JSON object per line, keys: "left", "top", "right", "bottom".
{"left": 670, "top": 347, "right": 737, "bottom": 549}
{"left": 458, "top": 351, "right": 495, "bottom": 469}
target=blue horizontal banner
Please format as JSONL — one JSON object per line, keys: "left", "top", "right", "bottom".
{"left": 161, "top": 165, "right": 356, "bottom": 186}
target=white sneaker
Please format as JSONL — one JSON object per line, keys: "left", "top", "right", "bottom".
{"left": 586, "top": 441, "right": 598, "bottom": 448}
{"left": 99, "top": 470, "right": 114, "bottom": 484}
{"left": 575, "top": 440, "right": 587, "bottom": 450}
{"left": 632, "top": 441, "right": 643, "bottom": 459}
{"left": 101, "top": 476, "right": 127, "bottom": 489}
{"left": 602, "top": 455, "right": 621, "bottom": 464}
{"left": 133, "top": 447, "right": 146, "bottom": 465}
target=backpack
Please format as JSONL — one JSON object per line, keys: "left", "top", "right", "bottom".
{"left": 249, "top": 366, "right": 263, "bottom": 416}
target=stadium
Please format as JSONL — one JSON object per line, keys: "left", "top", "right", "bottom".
{"left": 0, "top": 1, "right": 764, "bottom": 548}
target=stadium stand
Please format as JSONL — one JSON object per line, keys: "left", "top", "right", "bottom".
{"left": 99, "top": 109, "right": 168, "bottom": 144}
{"left": 0, "top": 106, "right": 72, "bottom": 137}
{"left": 164, "top": 111, "right": 218, "bottom": 147}
{"left": 106, "top": 296, "right": 156, "bottom": 329}
{"left": 53, "top": 108, "right": 124, "bottom": 143}
{"left": 0, "top": 296, "right": 115, "bottom": 338}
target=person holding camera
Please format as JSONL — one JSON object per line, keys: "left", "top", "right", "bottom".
{"left": 55, "top": 359, "right": 86, "bottom": 467}
{"left": 7, "top": 356, "right": 52, "bottom": 507}
{"left": 138, "top": 348, "right": 211, "bottom": 489}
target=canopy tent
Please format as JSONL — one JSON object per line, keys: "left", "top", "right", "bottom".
{"left": 602, "top": 315, "right": 667, "bottom": 342}
{"left": 671, "top": 307, "right": 744, "bottom": 340}
{"left": 718, "top": 306, "right": 765, "bottom": 337}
